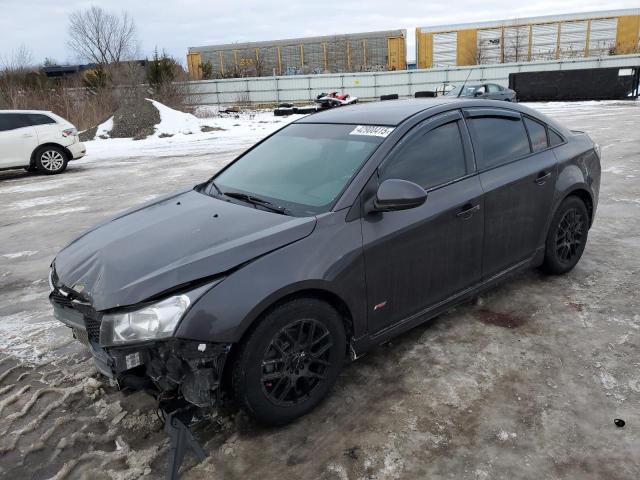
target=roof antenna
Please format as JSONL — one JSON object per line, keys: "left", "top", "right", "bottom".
{"left": 458, "top": 68, "right": 474, "bottom": 98}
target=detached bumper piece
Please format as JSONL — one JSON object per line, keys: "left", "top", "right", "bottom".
{"left": 164, "top": 407, "right": 208, "bottom": 480}
{"left": 50, "top": 289, "right": 231, "bottom": 479}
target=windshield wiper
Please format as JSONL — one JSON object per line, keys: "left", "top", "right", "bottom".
{"left": 222, "top": 191, "right": 291, "bottom": 215}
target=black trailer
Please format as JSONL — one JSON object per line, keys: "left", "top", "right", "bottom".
{"left": 509, "top": 66, "right": 640, "bottom": 101}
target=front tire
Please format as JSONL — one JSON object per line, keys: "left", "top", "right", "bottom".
{"left": 35, "top": 146, "right": 68, "bottom": 174}
{"left": 231, "top": 298, "right": 346, "bottom": 426}
{"left": 541, "top": 196, "right": 589, "bottom": 274}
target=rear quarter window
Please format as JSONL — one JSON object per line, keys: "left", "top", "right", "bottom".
{"left": 523, "top": 117, "right": 549, "bottom": 152}
{"left": 467, "top": 116, "right": 531, "bottom": 170}
{"left": 548, "top": 129, "right": 564, "bottom": 146}
{"left": 26, "top": 113, "right": 57, "bottom": 126}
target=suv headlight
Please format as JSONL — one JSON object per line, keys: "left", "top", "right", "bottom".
{"left": 100, "top": 295, "right": 190, "bottom": 346}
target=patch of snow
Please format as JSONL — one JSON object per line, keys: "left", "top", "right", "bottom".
{"left": 496, "top": 430, "right": 517, "bottom": 441}
{"left": 9, "top": 192, "right": 86, "bottom": 210}
{"left": 603, "top": 166, "right": 624, "bottom": 175}
{"left": 23, "top": 206, "right": 88, "bottom": 218}
{"left": 193, "top": 105, "right": 222, "bottom": 117}
{"left": 96, "top": 116, "right": 114, "bottom": 138}
{"left": 148, "top": 99, "right": 202, "bottom": 136}
{"left": 2, "top": 250, "right": 39, "bottom": 259}
{"left": 600, "top": 371, "right": 617, "bottom": 390}
{"left": 80, "top": 107, "right": 302, "bottom": 162}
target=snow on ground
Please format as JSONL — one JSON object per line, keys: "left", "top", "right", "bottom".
{"left": 95, "top": 116, "right": 113, "bottom": 138}
{"left": 81, "top": 103, "right": 303, "bottom": 162}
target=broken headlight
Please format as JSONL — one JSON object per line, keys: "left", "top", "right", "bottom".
{"left": 100, "top": 295, "right": 190, "bottom": 346}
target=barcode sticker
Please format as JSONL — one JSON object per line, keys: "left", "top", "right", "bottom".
{"left": 125, "top": 352, "right": 142, "bottom": 369}
{"left": 350, "top": 125, "right": 394, "bottom": 138}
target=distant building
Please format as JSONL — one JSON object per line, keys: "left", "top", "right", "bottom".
{"left": 416, "top": 9, "right": 640, "bottom": 68}
{"left": 41, "top": 64, "right": 97, "bottom": 79}
{"left": 41, "top": 60, "right": 148, "bottom": 79}
{"left": 187, "top": 30, "right": 406, "bottom": 80}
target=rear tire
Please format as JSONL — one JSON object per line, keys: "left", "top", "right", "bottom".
{"left": 35, "top": 146, "right": 68, "bottom": 174}
{"left": 231, "top": 298, "right": 346, "bottom": 426}
{"left": 541, "top": 196, "right": 589, "bottom": 275}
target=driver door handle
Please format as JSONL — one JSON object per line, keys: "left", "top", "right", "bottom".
{"left": 457, "top": 204, "right": 480, "bottom": 219}
{"left": 535, "top": 171, "right": 552, "bottom": 185}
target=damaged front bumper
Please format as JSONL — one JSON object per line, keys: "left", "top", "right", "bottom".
{"left": 50, "top": 294, "right": 231, "bottom": 408}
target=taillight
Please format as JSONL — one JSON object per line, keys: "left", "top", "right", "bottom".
{"left": 62, "top": 128, "right": 77, "bottom": 137}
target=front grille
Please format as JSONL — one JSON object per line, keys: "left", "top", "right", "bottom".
{"left": 50, "top": 290, "right": 73, "bottom": 308}
{"left": 50, "top": 284, "right": 102, "bottom": 344}
{"left": 85, "top": 315, "right": 101, "bottom": 343}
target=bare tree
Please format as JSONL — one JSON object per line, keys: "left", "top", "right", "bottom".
{"left": 0, "top": 45, "right": 36, "bottom": 109}
{"left": 0, "top": 44, "right": 33, "bottom": 72}
{"left": 504, "top": 26, "right": 529, "bottom": 63}
{"left": 68, "top": 6, "right": 138, "bottom": 66}
{"left": 476, "top": 39, "right": 489, "bottom": 65}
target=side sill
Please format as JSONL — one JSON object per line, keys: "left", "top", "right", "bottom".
{"left": 351, "top": 256, "right": 535, "bottom": 357}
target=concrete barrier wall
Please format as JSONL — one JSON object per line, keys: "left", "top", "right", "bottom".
{"left": 185, "top": 54, "right": 640, "bottom": 105}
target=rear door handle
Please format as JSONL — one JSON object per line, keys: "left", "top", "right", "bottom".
{"left": 457, "top": 204, "right": 480, "bottom": 219}
{"left": 535, "top": 171, "right": 551, "bottom": 185}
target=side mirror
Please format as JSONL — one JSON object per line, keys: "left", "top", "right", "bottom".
{"left": 370, "top": 179, "right": 427, "bottom": 212}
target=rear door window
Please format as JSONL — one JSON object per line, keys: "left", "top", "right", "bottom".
{"left": 487, "top": 84, "right": 502, "bottom": 93}
{"left": 381, "top": 120, "right": 467, "bottom": 190}
{"left": 466, "top": 114, "right": 531, "bottom": 170}
{"left": 0, "top": 113, "right": 31, "bottom": 132}
{"left": 523, "top": 117, "right": 549, "bottom": 152}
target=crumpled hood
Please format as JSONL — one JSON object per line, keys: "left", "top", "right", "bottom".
{"left": 53, "top": 189, "right": 316, "bottom": 310}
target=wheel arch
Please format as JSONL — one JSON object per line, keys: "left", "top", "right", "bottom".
{"left": 30, "top": 143, "right": 72, "bottom": 167}
{"left": 220, "top": 286, "right": 355, "bottom": 392}
{"left": 561, "top": 187, "right": 594, "bottom": 227}
{"left": 238, "top": 286, "right": 355, "bottom": 349}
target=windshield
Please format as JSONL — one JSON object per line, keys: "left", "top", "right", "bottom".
{"left": 445, "top": 85, "right": 481, "bottom": 97}
{"left": 211, "top": 123, "right": 386, "bottom": 216}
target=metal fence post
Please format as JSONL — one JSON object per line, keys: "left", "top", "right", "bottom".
{"left": 373, "top": 73, "right": 377, "bottom": 99}
{"left": 275, "top": 77, "right": 280, "bottom": 104}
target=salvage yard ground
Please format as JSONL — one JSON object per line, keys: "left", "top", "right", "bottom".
{"left": 0, "top": 101, "right": 639, "bottom": 479}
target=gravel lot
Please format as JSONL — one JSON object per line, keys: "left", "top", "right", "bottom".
{"left": 1, "top": 101, "right": 639, "bottom": 479}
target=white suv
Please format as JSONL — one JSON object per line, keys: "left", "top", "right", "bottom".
{"left": 0, "top": 110, "right": 86, "bottom": 174}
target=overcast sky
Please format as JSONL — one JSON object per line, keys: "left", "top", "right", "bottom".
{"left": 1, "top": 0, "right": 638, "bottom": 66}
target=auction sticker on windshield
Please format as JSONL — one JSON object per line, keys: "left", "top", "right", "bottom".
{"left": 350, "top": 125, "right": 394, "bottom": 138}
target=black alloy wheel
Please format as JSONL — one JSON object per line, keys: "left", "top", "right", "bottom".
{"left": 542, "top": 195, "right": 589, "bottom": 274}
{"left": 555, "top": 208, "right": 586, "bottom": 264}
{"left": 261, "top": 318, "right": 333, "bottom": 407}
{"left": 231, "top": 298, "right": 346, "bottom": 425}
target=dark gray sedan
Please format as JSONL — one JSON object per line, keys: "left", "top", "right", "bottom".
{"left": 446, "top": 83, "right": 517, "bottom": 101}
{"left": 50, "top": 98, "right": 600, "bottom": 426}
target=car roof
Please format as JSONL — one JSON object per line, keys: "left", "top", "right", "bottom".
{"left": 0, "top": 110, "right": 54, "bottom": 115}
{"left": 295, "top": 97, "right": 568, "bottom": 135}
{"left": 295, "top": 98, "right": 463, "bottom": 126}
